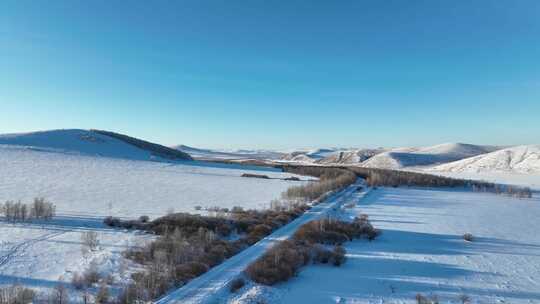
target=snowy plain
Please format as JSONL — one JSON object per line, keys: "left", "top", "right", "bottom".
{"left": 230, "top": 187, "right": 540, "bottom": 304}
{"left": 0, "top": 143, "right": 303, "bottom": 299}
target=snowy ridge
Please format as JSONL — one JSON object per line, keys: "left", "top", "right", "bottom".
{"left": 280, "top": 148, "right": 340, "bottom": 163}
{"left": 431, "top": 144, "right": 540, "bottom": 174}
{"left": 173, "top": 145, "right": 283, "bottom": 160}
{"left": 361, "top": 143, "right": 499, "bottom": 169}
{"left": 316, "top": 148, "right": 384, "bottom": 165}
{"left": 0, "top": 129, "right": 191, "bottom": 161}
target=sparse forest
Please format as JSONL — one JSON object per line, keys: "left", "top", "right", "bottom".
{"left": 0, "top": 198, "right": 56, "bottom": 222}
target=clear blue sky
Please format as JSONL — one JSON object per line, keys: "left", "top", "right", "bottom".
{"left": 1, "top": 1, "right": 539, "bottom": 150}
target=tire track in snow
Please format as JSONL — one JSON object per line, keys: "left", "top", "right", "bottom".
{"left": 0, "top": 229, "right": 67, "bottom": 269}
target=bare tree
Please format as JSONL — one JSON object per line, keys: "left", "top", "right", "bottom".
{"left": 81, "top": 231, "right": 100, "bottom": 253}
{"left": 50, "top": 283, "right": 68, "bottom": 304}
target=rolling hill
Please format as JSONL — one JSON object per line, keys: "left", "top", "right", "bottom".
{"left": 173, "top": 144, "right": 283, "bottom": 160}
{"left": 0, "top": 129, "right": 192, "bottom": 161}
{"left": 317, "top": 148, "right": 385, "bottom": 165}
{"left": 430, "top": 145, "right": 540, "bottom": 174}
{"left": 360, "top": 143, "right": 499, "bottom": 169}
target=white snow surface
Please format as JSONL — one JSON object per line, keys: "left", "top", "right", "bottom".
{"left": 0, "top": 145, "right": 302, "bottom": 218}
{"left": 0, "top": 143, "right": 303, "bottom": 299}
{"left": 361, "top": 143, "right": 499, "bottom": 169}
{"left": 232, "top": 187, "right": 540, "bottom": 304}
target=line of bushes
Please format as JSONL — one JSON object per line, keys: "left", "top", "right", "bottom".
{"left": 102, "top": 166, "right": 361, "bottom": 303}
{"left": 0, "top": 282, "right": 101, "bottom": 304}
{"left": 281, "top": 166, "right": 357, "bottom": 202}
{"left": 245, "top": 216, "right": 380, "bottom": 285}
{"left": 241, "top": 173, "right": 270, "bottom": 179}
{"left": 108, "top": 204, "right": 309, "bottom": 303}
{"left": 0, "top": 197, "right": 56, "bottom": 222}
{"left": 0, "top": 284, "right": 35, "bottom": 304}
{"left": 348, "top": 167, "right": 532, "bottom": 198}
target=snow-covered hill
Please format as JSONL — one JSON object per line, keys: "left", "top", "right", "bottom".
{"left": 173, "top": 145, "right": 283, "bottom": 160}
{"left": 317, "top": 149, "right": 385, "bottom": 165}
{"left": 280, "top": 148, "right": 347, "bottom": 163}
{"left": 361, "top": 143, "right": 499, "bottom": 169}
{"left": 0, "top": 129, "right": 192, "bottom": 161}
{"left": 430, "top": 145, "right": 540, "bottom": 174}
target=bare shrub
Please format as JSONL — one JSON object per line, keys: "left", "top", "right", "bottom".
{"left": 115, "top": 199, "right": 311, "bottom": 302}
{"left": 1, "top": 198, "right": 55, "bottom": 222}
{"left": 231, "top": 206, "right": 244, "bottom": 213}
{"left": 50, "top": 283, "right": 69, "bottom": 304}
{"left": 229, "top": 277, "right": 245, "bottom": 293}
{"left": 416, "top": 293, "right": 439, "bottom": 304}
{"left": 463, "top": 233, "right": 474, "bottom": 242}
{"left": 81, "top": 231, "right": 100, "bottom": 252}
{"left": 241, "top": 173, "right": 270, "bottom": 179}
{"left": 293, "top": 217, "right": 379, "bottom": 245}
{"left": 83, "top": 262, "right": 101, "bottom": 286}
{"left": 30, "top": 197, "right": 56, "bottom": 220}
{"left": 96, "top": 282, "right": 110, "bottom": 304}
{"left": 71, "top": 272, "right": 86, "bottom": 290}
{"left": 0, "top": 284, "right": 36, "bottom": 304}
{"left": 333, "top": 245, "right": 346, "bottom": 266}
{"left": 282, "top": 168, "right": 356, "bottom": 202}
{"left": 246, "top": 217, "right": 379, "bottom": 285}
{"left": 459, "top": 294, "right": 471, "bottom": 304}
{"left": 245, "top": 240, "right": 309, "bottom": 285}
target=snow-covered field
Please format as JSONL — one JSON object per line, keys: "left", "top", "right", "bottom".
{"left": 0, "top": 145, "right": 303, "bottom": 218}
{"left": 0, "top": 144, "right": 303, "bottom": 299}
{"left": 426, "top": 170, "right": 540, "bottom": 191}
{"left": 233, "top": 187, "right": 540, "bottom": 304}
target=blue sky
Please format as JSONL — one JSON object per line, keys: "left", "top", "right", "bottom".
{"left": 1, "top": 1, "right": 539, "bottom": 149}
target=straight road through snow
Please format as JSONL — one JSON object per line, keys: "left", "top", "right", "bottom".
{"left": 156, "top": 179, "right": 368, "bottom": 304}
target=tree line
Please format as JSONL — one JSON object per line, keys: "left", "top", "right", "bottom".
{"left": 1, "top": 197, "right": 56, "bottom": 222}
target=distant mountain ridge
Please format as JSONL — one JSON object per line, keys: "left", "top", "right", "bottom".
{"left": 430, "top": 145, "right": 540, "bottom": 174}
{"left": 360, "top": 143, "right": 499, "bottom": 169}
{"left": 4, "top": 130, "right": 537, "bottom": 174}
{"left": 173, "top": 144, "right": 284, "bottom": 160}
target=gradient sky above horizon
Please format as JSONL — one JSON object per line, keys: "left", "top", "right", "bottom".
{"left": 1, "top": 1, "right": 539, "bottom": 150}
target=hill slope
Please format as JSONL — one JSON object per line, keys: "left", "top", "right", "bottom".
{"left": 0, "top": 129, "right": 192, "bottom": 161}
{"left": 317, "top": 149, "right": 385, "bottom": 165}
{"left": 361, "top": 143, "right": 498, "bottom": 169}
{"left": 431, "top": 145, "right": 540, "bottom": 173}
{"left": 280, "top": 148, "right": 344, "bottom": 163}
{"left": 173, "top": 145, "right": 283, "bottom": 160}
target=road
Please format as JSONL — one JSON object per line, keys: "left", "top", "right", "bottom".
{"left": 156, "top": 180, "right": 368, "bottom": 304}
